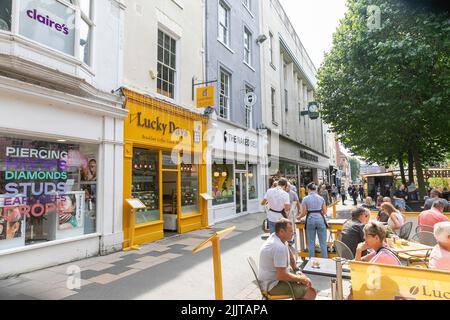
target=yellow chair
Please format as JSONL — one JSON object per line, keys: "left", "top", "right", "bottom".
{"left": 247, "top": 257, "right": 295, "bottom": 300}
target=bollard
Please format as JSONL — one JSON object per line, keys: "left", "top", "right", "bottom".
{"left": 334, "top": 257, "right": 346, "bottom": 300}
{"left": 331, "top": 278, "right": 337, "bottom": 301}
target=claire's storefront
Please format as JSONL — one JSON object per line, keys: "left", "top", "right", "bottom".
{"left": 123, "top": 89, "right": 208, "bottom": 247}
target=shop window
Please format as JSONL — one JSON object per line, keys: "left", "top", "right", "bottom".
{"left": 132, "top": 149, "right": 160, "bottom": 225}
{"left": 162, "top": 151, "right": 178, "bottom": 170}
{"left": 247, "top": 164, "right": 257, "bottom": 200}
{"left": 181, "top": 154, "right": 199, "bottom": 215}
{"left": 212, "top": 161, "right": 234, "bottom": 206}
{"left": 0, "top": 0, "right": 12, "bottom": 31}
{"left": 0, "top": 137, "right": 98, "bottom": 250}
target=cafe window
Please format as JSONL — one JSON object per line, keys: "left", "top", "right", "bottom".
{"left": 2, "top": 0, "right": 94, "bottom": 66}
{"left": 0, "top": 136, "right": 98, "bottom": 250}
{"left": 247, "top": 164, "right": 257, "bottom": 200}
{"left": 212, "top": 161, "right": 234, "bottom": 206}
{"left": 0, "top": 0, "right": 11, "bottom": 31}
{"left": 181, "top": 154, "right": 199, "bottom": 216}
{"left": 132, "top": 149, "right": 160, "bottom": 225}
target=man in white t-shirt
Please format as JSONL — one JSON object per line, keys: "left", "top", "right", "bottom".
{"left": 261, "top": 178, "right": 291, "bottom": 234}
{"left": 258, "top": 219, "right": 317, "bottom": 300}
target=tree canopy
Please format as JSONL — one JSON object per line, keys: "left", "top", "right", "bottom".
{"left": 317, "top": 0, "right": 450, "bottom": 197}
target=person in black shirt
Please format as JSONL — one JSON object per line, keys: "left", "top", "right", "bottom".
{"left": 341, "top": 208, "right": 371, "bottom": 256}
{"left": 393, "top": 184, "right": 407, "bottom": 210}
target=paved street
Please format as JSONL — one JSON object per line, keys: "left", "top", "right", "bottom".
{"left": 0, "top": 204, "right": 353, "bottom": 300}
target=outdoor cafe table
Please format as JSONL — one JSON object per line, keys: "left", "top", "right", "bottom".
{"left": 300, "top": 258, "right": 351, "bottom": 280}
{"left": 296, "top": 219, "right": 348, "bottom": 258}
{"left": 388, "top": 241, "right": 434, "bottom": 258}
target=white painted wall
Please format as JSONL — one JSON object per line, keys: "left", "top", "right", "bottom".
{"left": 123, "top": 0, "right": 204, "bottom": 112}
{"left": 0, "top": 0, "right": 127, "bottom": 277}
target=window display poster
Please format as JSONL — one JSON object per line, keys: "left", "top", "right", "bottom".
{"left": 0, "top": 205, "right": 23, "bottom": 240}
{"left": 58, "top": 192, "right": 84, "bottom": 230}
{"left": 81, "top": 156, "right": 97, "bottom": 182}
{"left": 19, "top": 0, "right": 75, "bottom": 55}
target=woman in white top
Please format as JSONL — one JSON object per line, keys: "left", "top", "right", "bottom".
{"left": 381, "top": 202, "right": 405, "bottom": 234}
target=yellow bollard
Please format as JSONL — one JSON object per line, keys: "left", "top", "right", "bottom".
{"left": 211, "top": 238, "right": 223, "bottom": 300}
{"left": 192, "top": 226, "right": 235, "bottom": 300}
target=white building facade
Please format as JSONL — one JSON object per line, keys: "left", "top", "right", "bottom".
{"left": 259, "top": 0, "right": 330, "bottom": 190}
{"left": 0, "top": 0, "right": 127, "bottom": 278}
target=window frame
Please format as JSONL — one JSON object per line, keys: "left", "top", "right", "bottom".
{"left": 218, "top": 1, "right": 230, "bottom": 46}
{"left": 243, "top": 27, "right": 252, "bottom": 66}
{"left": 244, "top": 85, "right": 254, "bottom": 129}
{"left": 157, "top": 29, "right": 177, "bottom": 100}
{"left": 219, "top": 67, "right": 231, "bottom": 120}
{"left": 0, "top": 0, "right": 95, "bottom": 67}
{"left": 271, "top": 87, "right": 276, "bottom": 123}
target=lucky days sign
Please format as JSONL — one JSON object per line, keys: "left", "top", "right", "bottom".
{"left": 19, "top": 0, "right": 75, "bottom": 55}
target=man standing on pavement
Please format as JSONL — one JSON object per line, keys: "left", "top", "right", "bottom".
{"left": 258, "top": 219, "right": 317, "bottom": 300}
{"left": 261, "top": 178, "right": 291, "bottom": 234}
{"left": 287, "top": 182, "right": 302, "bottom": 219}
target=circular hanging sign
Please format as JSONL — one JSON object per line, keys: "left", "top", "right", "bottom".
{"left": 245, "top": 92, "right": 257, "bottom": 108}
{"left": 308, "top": 102, "right": 320, "bottom": 120}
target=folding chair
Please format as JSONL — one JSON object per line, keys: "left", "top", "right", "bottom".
{"left": 247, "top": 257, "right": 295, "bottom": 300}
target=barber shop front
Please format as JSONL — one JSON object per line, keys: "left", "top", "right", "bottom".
{"left": 123, "top": 89, "right": 208, "bottom": 247}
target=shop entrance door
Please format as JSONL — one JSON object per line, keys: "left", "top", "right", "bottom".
{"left": 162, "top": 170, "right": 179, "bottom": 235}
{"left": 235, "top": 171, "right": 248, "bottom": 214}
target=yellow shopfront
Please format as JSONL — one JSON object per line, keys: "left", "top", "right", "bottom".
{"left": 123, "top": 89, "right": 208, "bottom": 247}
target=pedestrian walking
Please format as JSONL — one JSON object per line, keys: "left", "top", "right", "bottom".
{"left": 340, "top": 186, "right": 347, "bottom": 205}
{"left": 358, "top": 185, "right": 365, "bottom": 202}
{"left": 261, "top": 178, "right": 291, "bottom": 234}
{"left": 352, "top": 185, "right": 358, "bottom": 206}
{"left": 298, "top": 183, "right": 329, "bottom": 258}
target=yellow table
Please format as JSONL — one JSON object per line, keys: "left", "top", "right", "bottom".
{"left": 296, "top": 219, "right": 348, "bottom": 258}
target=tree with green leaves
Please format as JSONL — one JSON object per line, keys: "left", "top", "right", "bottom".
{"left": 349, "top": 157, "right": 361, "bottom": 182}
{"left": 317, "top": 0, "right": 450, "bottom": 200}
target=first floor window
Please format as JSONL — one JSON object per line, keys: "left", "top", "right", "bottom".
{"left": 219, "top": 68, "right": 231, "bottom": 119}
{"left": 0, "top": 0, "right": 12, "bottom": 31}
{"left": 157, "top": 30, "right": 177, "bottom": 99}
{"left": 244, "top": 28, "right": 252, "bottom": 65}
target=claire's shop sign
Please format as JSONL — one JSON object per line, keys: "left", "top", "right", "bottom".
{"left": 26, "top": 9, "right": 70, "bottom": 35}
{"left": 19, "top": 0, "right": 75, "bottom": 55}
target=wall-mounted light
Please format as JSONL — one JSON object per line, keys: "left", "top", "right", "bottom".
{"left": 214, "top": 172, "right": 220, "bottom": 178}
{"left": 222, "top": 172, "right": 227, "bottom": 177}
{"left": 256, "top": 34, "right": 268, "bottom": 44}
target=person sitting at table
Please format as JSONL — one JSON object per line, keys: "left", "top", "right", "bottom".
{"left": 381, "top": 202, "right": 405, "bottom": 234}
{"left": 362, "top": 197, "right": 377, "bottom": 211}
{"left": 355, "top": 221, "right": 402, "bottom": 265}
{"left": 258, "top": 219, "right": 317, "bottom": 300}
{"left": 418, "top": 199, "right": 449, "bottom": 229}
{"left": 376, "top": 197, "right": 391, "bottom": 223}
{"left": 341, "top": 208, "right": 371, "bottom": 256}
{"left": 429, "top": 221, "right": 450, "bottom": 271}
